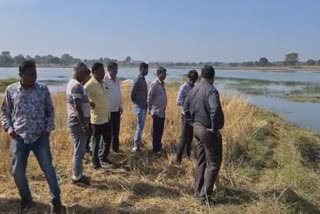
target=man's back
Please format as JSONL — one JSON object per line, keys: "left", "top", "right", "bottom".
{"left": 185, "top": 79, "right": 224, "bottom": 130}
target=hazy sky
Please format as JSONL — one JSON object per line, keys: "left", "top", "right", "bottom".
{"left": 0, "top": 0, "right": 319, "bottom": 62}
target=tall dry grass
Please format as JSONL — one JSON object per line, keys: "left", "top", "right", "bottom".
{"left": 0, "top": 84, "right": 320, "bottom": 213}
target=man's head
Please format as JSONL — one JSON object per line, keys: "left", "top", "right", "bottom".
{"left": 139, "top": 62, "right": 149, "bottom": 76}
{"left": 157, "top": 67, "right": 167, "bottom": 82}
{"left": 91, "top": 62, "right": 105, "bottom": 82}
{"left": 107, "top": 62, "right": 118, "bottom": 79}
{"left": 187, "top": 69, "right": 199, "bottom": 86}
{"left": 201, "top": 65, "right": 215, "bottom": 84}
{"left": 73, "top": 62, "right": 90, "bottom": 85}
{"left": 19, "top": 60, "right": 37, "bottom": 88}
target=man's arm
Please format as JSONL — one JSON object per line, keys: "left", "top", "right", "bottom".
{"left": 208, "top": 88, "right": 224, "bottom": 131}
{"left": 72, "top": 84, "right": 89, "bottom": 127}
{"left": 148, "top": 82, "right": 156, "bottom": 113}
{"left": 183, "top": 94, "right": 193, "bottom": 127}
{"left": 176, "top": 84, "right": 186, "bottom": 106}
{"left": 44, "top": 86, "right": 55, "bottom": 133}
{"left": 130, "top": 79, "right": 139, "bottom": 102}
{"left": 1, "top": 88, "right": 15, "bottom": 135}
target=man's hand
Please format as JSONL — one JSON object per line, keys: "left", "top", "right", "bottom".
{"left": 82, "top": 125, "right": 92, "bottom": 136}
{"left": 90, "top": 102, "right": 95, "bottom": 109}
{"left": 207, "top": 128, "right": 215, "bottom": 133}
{"left": 9, "top": 131, "right": 17, "bottom": 140}
{"left": 119, "top": 106, "right": 123, "bottom": 115}
{"left": 42, "top": 131, "right": 50, "bottom": 137}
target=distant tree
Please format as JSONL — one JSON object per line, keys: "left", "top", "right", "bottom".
{"left": 13, "top": 54, "right": 26, "bottom": 65}
{"left": 60, "top": 53, "right": 73, "bottom": 64}
{"left": 49, "top": 56, "right": 61, "bottom": 64}
{"left": 306, "top": 59, "right": 316, "bottom": 66}
{"left": 317, "top": 60, "right": 320, "bottom": 66}
{"left": 258, "top": 57, "right": 269, "bottom": 66}
{"left": 0, "top": 51, "right": 14, "bottom": 66}
{"left": 125, "top": 56, "right": 132, "bottom": 64}
{"left": 285, "top": 52, "right": 299, "bottom": 66}
{"left": 25, "top": 55, "right": 33, "bottom": 60}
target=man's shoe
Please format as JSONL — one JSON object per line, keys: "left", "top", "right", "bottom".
{"left": 52, "top": 203, "right": 66, "bottom": 214}
{"left": 20, "top": 198, "right": 33, "bottom": 212}
{"left": 93, "top": 164, "right": 102, "bottom": 170}
{"left": 72, "top": 175, "right": 91, "bottom": 186}
{"left": 101, "top": 159, "right": 114, "bottom": 168}
{"left": 132, "top": 147, "right": 140, "bottom": 153}
{"left": 113, "top": 148, "right": 122, "bottom": 153}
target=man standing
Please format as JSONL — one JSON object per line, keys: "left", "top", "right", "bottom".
{"left": 175, "top": 70, "right": 198, "bottom": 164}
{"left": 1, "top": 60, "right": 65, "bottom": 213}
{"left": 66, "top": 62, "right": 91, "bottom": 185}
{"left": 84, "top": 62, "right": 112, "bottom": 169}
{"left": 183, "top": 65, "right": 224, "bottom": 205}
{"left": 131, "top": 62, "right": 149, "bottom": 152}
{"left": 148, "top": 67, "right": 167, "bottom": 153}
{"left": 104, "top": 62, "right": 123, "bottom": 153}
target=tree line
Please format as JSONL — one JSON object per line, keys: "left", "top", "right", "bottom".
{"left": 0, "top": 51, "right": 319, "bottom": 68}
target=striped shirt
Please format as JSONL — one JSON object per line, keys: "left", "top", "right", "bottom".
{"left": 66, "top": 79, "right": 91, "bottom": 126}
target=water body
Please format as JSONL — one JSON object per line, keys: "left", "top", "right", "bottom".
{"left": 0, "top": 67, "right": 319, "bottom": 132}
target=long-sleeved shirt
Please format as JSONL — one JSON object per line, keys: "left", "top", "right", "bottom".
{"left": 183, "top": 78, "right": 224, "bottom": 130}
{"left": 84, "top": 77, "right": 110, "bottom": 125}
{"left": 131, "top": 75, "right": 148, "bottom": 109}
{"left": 104, "top": 73, "right": 122, "bottom": 112}
{"left": 1, "top": 81, "right": 55, "bottom": 144}
{"left": 176, "top": 82, "right": 193, "bottom": 113}
{"left": 148, "top": 78, "right": 167, "bottom": 118}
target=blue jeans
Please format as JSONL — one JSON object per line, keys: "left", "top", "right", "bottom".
{"left": 133, "top": 106, "right": 147, "bottom": 148}
{"left": 69, "top": 124, "right": 87, "bottom": 179}
{"left": 12, "top": 134, "right": 61, "bottom": 205}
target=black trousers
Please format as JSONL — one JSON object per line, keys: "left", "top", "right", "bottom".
{"left": 152, "top": 115, "right": 165, "bottom": 153}
{"left": 110, "top": 111, "right": 121, "bottom": 152}
{"left": 176, "top": 114, "right": 194, "bottom": 163}
{"left": 91, "top": 122, "right": 112, "bottom": 167}
{"left": 193, "top": 123, "right": 222, "bottom": 201}
{"left": 86, "top": 123, "right": 92, "bottom": 153}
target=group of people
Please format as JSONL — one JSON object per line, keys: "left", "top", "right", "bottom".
{"left": 1, "top": 59, "right": 224, "bottom": 212}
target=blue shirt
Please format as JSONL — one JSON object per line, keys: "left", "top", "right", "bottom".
{"left": 1, "top": 81, "right": 55, "bottom": 144}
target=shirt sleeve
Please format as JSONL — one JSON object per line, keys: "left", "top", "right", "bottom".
{"left": 44, "top": 86, "right": 55, "bottom": 133}
{"left": 1, "top": 88, "right": 14, "bottom": 133}
{"left": 208, "top": 88, "right": 224, "bottom": 129}
{"left": 183, "top": 94, "right": 193, "bottom": 126}
{"left": 71, "top": 84, "right": 84, "bottom": 100}
{"left": 130, "top": 78, "right": 138, "bottom": 102}
{"left": 176, "top": 84, "right": 186, "bottom": 106}
{"left": 84, "top": 84, "right": 93, "bottom": 102}
{"left": 148, "top": 82, "right": 156, "bottom": 112}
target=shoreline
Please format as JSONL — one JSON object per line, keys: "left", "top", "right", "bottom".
{"left": 1, "top": 65, "right": 320, "bottom": 72}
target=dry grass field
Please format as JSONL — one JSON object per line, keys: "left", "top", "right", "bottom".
{"left": 0, "top": 84, "right": 320, "bottom": 213}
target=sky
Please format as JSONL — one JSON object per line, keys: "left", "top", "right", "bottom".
{"left": 0, "top": 0, "right": 319, "bottom": 62}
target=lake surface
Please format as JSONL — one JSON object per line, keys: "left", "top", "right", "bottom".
{"left": 1, "top": 67, "right": 319, "bottom": 132}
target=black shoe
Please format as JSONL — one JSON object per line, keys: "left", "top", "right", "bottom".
{"left": 101, "top": 159, "right": 114, "bottom": 167}
{"left": 20, "top": 198, "right": 33, "bottom": 212}
{"left": 93, "top": 164, "right": 102, "bottom": 170}
{"left": 72, "top": 175, "right": 91, "bottom": 186}
{"left": 52, "top": 203, "right": 66, "bottom": 214}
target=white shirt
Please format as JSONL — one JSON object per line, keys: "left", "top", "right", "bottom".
{"left": 104, "top": 73, "right": 122, "bottom": 112}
